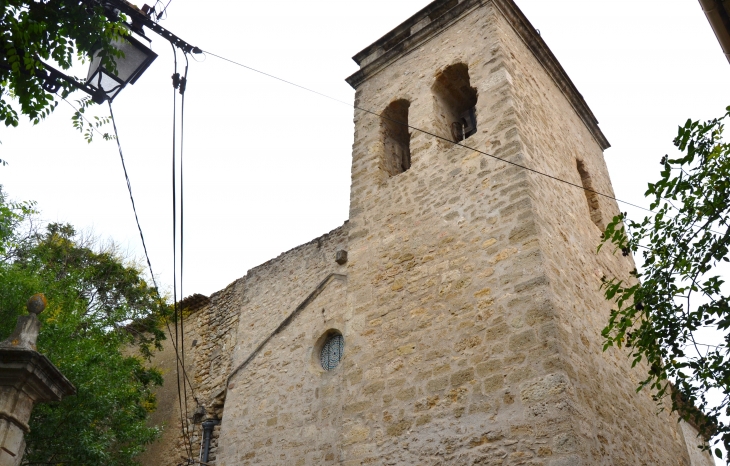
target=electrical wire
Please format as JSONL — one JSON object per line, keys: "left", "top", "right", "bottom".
{"left": 104, "top": 99, "right": 198, "bottom": 415}
{"left": 170, "top": 44, "right": 195, "bottom": 462}
{"left": 157, "top": 0, "right": 174, "bottom": 20}
{"left": 200, "top": 50, "right": 675, "bottom": 217}
{"left": 179, "top": 50, "right": 194, "bottom": 461}
{"left": 107, "top": 102, "right": 161, "bottom": 295}
{"left": 191, "top": 51, "right": 207, "bottom": 63}
{"left": 99, "top": 99, "right": 198, "bottom": 460}
{"left": 59, "top": 97, "right": 198, "bottom": 396}
{"left": 60, "top": 65, "right": 201, "bottom": 466}
{"left": 202, "top": 50, "right": 730, "bottom": 242}
{"left": 170, "top": 45, "right": 186, "bottom": 460}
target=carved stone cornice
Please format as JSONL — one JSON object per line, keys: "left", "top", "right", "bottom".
{"left": 345, "top": 0, "right": 610, "bottom": 151}
{"left": 0, "top": 348, "right": 76, "bottom": 403}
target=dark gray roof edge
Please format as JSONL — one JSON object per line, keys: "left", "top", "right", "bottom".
{"left": 345, "top": 0, "right": 610, "bottom": 151}
{"left": 351, "top": 0, "right": 465, "bottom": 65}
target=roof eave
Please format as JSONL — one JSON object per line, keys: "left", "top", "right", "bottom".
{"left": 699, "top": 0, "right": 730, "bottom": 64}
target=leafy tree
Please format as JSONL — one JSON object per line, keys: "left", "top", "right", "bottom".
{"left": 601, "top": 106, "right": 730, "bottom": 461}
{"left": 0, "top": 186, "right": 36, "bottom": 260}
{"left": 0, "top": 188, "right": 168, "bottom": 465}
{"left": 1, "top": 0, "right": 129, "bottom": 152}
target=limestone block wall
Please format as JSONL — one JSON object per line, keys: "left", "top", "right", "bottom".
{"left": 137, "top": 285, "right": 239, "bottom": 466}
{"left": 188, "top": 284, "right": 243, "bottom": 463}
{"left": 219, "top": 275, "right": 349, "bottom": 464}
{"left": 141, "top": 1, "right": 717, "bottom": 465}
{"left": 340, "top": 0, "right": 711, "bottom": 464}
{"left": 139, "top": 224, "right": 349, "bottom": 466}
{"left": 497, "top": 3, "right": 712, "bottom": 464}
{"left": 681, "top": 422, "right": 716, "bottom": 466}
{"left": 340, "top": 3, "right": 577, "bottom": 464}
{"left": 228, "top": 224, "right": 349, "bottom": 372}
{"left": 216, "top": 224, "right": 350, "bottom": 464}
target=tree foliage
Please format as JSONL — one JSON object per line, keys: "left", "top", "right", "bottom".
{"left": 0, "top": 187, "right": 168, "bottom": 465}
{"left": 0, "top": 187, "right": 36, "bottom": 259}
{"left": 601, "top": 106, "right": 730, "bottom": 460}
{"left": 1, "top": 0, "right": 128, "bottom": 151}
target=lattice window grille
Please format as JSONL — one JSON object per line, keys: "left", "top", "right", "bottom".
{"left": 320, "top": 334, "right": 344, "bottom": 371}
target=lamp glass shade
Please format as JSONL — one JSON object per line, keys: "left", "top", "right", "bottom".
{"left": 86, "top": 31, "right": 157, "bottom": 101}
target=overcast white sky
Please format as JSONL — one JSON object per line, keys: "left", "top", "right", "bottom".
{"left": 1, "top": 0, "right": 729, "bottom": 460}
{"left": 2, "top": 0, "right": 728, "bottom": 297}
{"left": 3, "top": 4, "right": 730, "bottom": 291}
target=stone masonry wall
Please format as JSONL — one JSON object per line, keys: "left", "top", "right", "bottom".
{"left": 142, "top": 1, "right": 714, "bottom": 465}
{"left": 341, "top": 3, "right": 572, "bottom": 463}
{"left": 219, "top": 275, "right": 349, "bottom": 464}
{"left": 500, "top": 4, "right": 715, "bottom": 464}
{"left": 340, "top": 0, "right": 709, "bottom": 464}
{"left": 137, "top": 283, "right": 241, "bottom": 466}
{"left": 216, "top": 223, "right": 350, "bottom": 464}
{"left": 140, "top": 224, "right": 349, "bottom": 466}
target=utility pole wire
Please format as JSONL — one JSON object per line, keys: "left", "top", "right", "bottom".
{"left": 170, "top": 44, "right": 195, "bottom": 461}
{"left": 202, "top": 51, "right": 650, "bottom": 213}
{"left": 64, "top": 94, "right": 200, "bottom": 458}
{"left": 203, "top": 50, "right": 730, "bottom": 239}
{"left": 157, "top": 0, "right": 174, "bottom": 20}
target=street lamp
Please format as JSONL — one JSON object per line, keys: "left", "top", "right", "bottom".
{"left": 86, "top": 26, "right": 158, "bottom": 103}
{"left": 17, "top": 0, "right": 198, "bottom": 104}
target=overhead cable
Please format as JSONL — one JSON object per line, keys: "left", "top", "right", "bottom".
{"left": 170, "top": 44, "right": 195, "bottom": 461}
{"left": 202, "top": 51, "right": 650, "bottom": 212}
{"left": 201, "top": 50, "right": 660, "bottom": 216}
{"left": 157, "top": 0, "right": 174, "bottom": 20}
{"left": 68, "top": 77, "right": 199, "bottom": 466}
{"left": 179, "top": 50, "right": 194, "bottom": 461}
{"left": 202, "top": 50, "right": 730, "bottom": 240}
{"left": 58, "top": 98, "right": 197, "bottom": 464}
{"left": 108, "top": 102, "right": 161, "bottom": 294}
{"left": 106, "top": 95, "right": 195, "bottom": 460}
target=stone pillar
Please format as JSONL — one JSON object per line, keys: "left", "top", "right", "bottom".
{"left": 0, "top": 294, "right": 75, "bottom": 466}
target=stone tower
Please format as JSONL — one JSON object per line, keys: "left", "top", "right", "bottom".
{"left": 140, "top": 0, "right": 716, "bottom": 465}
{"left": 336, "top": 0, "right": 711, "bottom": 463}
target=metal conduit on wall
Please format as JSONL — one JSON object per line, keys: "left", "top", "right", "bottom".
{"left": 200, "top": 419, "right": 219, "bottom": 464}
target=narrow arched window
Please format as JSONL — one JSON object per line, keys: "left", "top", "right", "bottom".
{"left": 432, "top": 63, "right": 478, "bottom": 143}
{"left": 576, "top": 159, "right": 604, "bottom": 230}
{"left": 381, "top": 99, "right": 411, "bottom": 177}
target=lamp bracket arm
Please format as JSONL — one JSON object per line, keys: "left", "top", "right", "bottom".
{"left": 103, "top": 0, "right": 202, "bottom": 55}
{"left": 40, "top": 62, "right": 108, "bottom": 103}
{"left": 0, "top": 59, "right": 106, "bottom": 103}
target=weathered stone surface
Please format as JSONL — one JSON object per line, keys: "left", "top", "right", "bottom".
{"left": 0, "top": 295, "right": 75, "bottom": 466}
{"left": 141, "top": 0, "right": 715, "bottom": 465}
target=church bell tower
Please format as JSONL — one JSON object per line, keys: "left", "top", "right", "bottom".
{"left": 206, "top": 1, "right": 717, "bottom": 464}
{"left": 339, "top": 0, "right": 712, "bottom": 464}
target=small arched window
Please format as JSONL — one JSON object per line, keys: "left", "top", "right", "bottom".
{"left": 381, "top": 99, "right": 411, "bottom": 177}
{"left": 432, "top": 63, "right": 478, "bottom": 143}
{"left": 576, "top": 159, "right": 604, "bottom": 230}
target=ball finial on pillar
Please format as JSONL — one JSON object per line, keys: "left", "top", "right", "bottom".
{"left": 27, "top": 293, "right": 47, "bottom": 315}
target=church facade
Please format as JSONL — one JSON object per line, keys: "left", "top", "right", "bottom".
{"left": 140, "top": 0, "right": 715, "bottom": 464}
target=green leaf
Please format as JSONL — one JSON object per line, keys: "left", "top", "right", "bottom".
{"left": 601, "top": 107, "right": 730, "bottom": 451}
